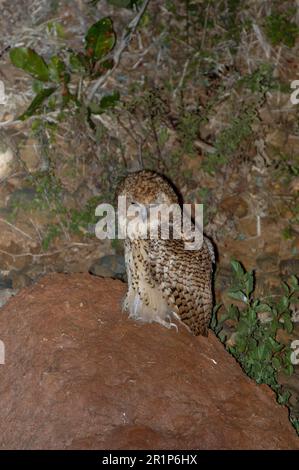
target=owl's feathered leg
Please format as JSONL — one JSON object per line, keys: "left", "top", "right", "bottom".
{"left": 123, "top": 289, "right": 179, "bottom": 332}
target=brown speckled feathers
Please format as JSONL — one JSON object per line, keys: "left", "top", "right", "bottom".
{"left": 116, "top": 170, "right": 214, "bottom": 336}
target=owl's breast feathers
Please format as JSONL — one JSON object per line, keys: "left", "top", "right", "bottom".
{"left": 124, "top": 237, "right": 213, "bottom": 336}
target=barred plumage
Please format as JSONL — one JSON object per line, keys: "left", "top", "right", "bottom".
{"left": 116, "top": 170, "right": 214, "bottom": 336}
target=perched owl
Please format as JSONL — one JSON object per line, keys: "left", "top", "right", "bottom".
{"left": 116, "top": 170, "right": 214, "bottom": 336}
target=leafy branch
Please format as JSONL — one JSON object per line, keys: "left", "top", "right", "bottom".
{"left": 87, "top": 0, "right": 151, "bottom": 102}
{"left": 212, "top": 260, "right": 298, "bottom": 412}
{"left": 7, "top": 0, "right": 151, "bottom": 127}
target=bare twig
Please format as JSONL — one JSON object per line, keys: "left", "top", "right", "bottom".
{"left": 0, "top": 218, "right": 33, "bottom": 240}
{"left": 87, "top": 0, "right": 151, "bottom": 102}
{"left": 0, "top": 242, "right": 95, "bottom": 260}
{"left": 0, "top": 119, "right": 21, "bottom": 128}
{"left": 0, "top": 110, "right": 60, "bottom": 129}
{"left": 29, "top": 218, "right": 43, "bottom": 242}
{"left": 194, "top": 139, "right": 216, "bottom": 154}
{"left": 252, "top": 22, "right": 271, "bottom": 59}
{"left": 0, "top": 172, "right": 27, "bottom": 185}
{"left": 173, "top": 58, "right": 190, "bottom": 98}
{"left": 201, "top": 1, "right": 210, "bottom": 51}
{"left": 131, "top": 32, "right": 166, "bottom": 69}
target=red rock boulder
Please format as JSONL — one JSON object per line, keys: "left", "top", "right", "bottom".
{"left": 0, "top": 273, "right": 297, "bottom": 449}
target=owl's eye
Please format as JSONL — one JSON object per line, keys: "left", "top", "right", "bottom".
{"left": 128, "top": 201, "right": 139, "bottom": 210}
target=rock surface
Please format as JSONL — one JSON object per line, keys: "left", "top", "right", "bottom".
{"left": 0, "top": 273, "right": 298, "bottom": 450}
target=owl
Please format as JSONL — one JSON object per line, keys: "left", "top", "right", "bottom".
{"left": 116, "top": 170, "right": 214, "bottom": 336}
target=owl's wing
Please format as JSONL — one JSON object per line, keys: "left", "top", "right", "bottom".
{"left": 148, "top": 238, "right": 213, "bottom": 336}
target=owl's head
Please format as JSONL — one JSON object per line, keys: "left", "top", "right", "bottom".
{"left": 115, "top": 170, "right": 181, "bottom": 239}
{"left": 116, "top": 170, "right": 179, "bottom": 206}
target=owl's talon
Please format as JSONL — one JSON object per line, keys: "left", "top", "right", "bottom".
{"left": 155, "top": 317, "right": 178, "bottom": 332}
{"left": 169, "top": 322, "right": 178, "bottom": 333}
{"left": 165, "top": 314, "right": 178, "bottom": 332}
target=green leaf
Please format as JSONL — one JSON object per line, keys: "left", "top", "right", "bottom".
{"left": 269, "top": 318, "right": 279, "bottom": 335}
{"left": 89, "top": 90, "right": 120, "bottom": 114}
{"left": 257, "top": 343, "right": 272, "bottom": 361}
{"left": 290, "top": 275, "right": 299, "bottom": 290}
{"left": 251, "top": 362, "right": 263, "bottom": 379}
{"left": 283, "top": 315, "right": 293, "bottom": 334}
{"left": 247, "top": 337, "right": 257, "bottom": 351}
{"left": 271, "top": 307, "right": 278, "bottom": 317}
{"left": 255, "top": 303, "right": 272, "bottom": 313}
{"left": 228, "top": 290, "right": 247, "bottom": 303}
{"left": 282, "top": 281, "right": 290, "bottom": 295}
{"left": 69, "top": 52, "right": 90, "bottom": 73}
{"left": 237, "top": 318, "right": 250, "bottom": 335}
{"left": 100, "top": 58, "right": 114, "bottom": 70}
{"left": 272, "top": 356, "right": 281, "bottom": 370}
{"left": 235, "top": 334, "right": 247, "bottom": 352}
{"left": 277, "top": 389, "right": 291, "bottom": 405}
{"left": 284, "top": 364, "right": 294, "bottom": 376}
{"left": 248, "top": 308, "right": 257, "bottom": 324}
{"left": 10, "top": 47, "right": 49, "bottom": 82}
{"left": 244, "top": 271, "right": 254, "bottom": 296}
{"left": 100, "top": 90, "right": 120, "bottom": 109}
{"left": 277, "top": 295, "right": 289, "bottom": 314}
{"left": 85, "top": 17, "right": 116, "bottom": 61}
{"left": 48, "top": 56, "right": 69, "bottom": 83}
{"left": 217, "top": 312, "right": 230, "bottom": 325}
{"left": 265, "top": 14, "right": 299, "bottom": 48}
{"left": 18, "top": 87, "right": 57, "bottom": 120}
{"left": 32, "top": 80, "right": 44, "bottom": 94}
{"left": 231, "top": 259, "right": 244, "bottom": 278}
{"left": 227, "top": 304, "right": 239, "bottom": 320}
{"left": 108, "top": 0, "right": 132, "bottom": 7}
{"left": 267, "top": 336, "right": 283, "bottom": 353}
{"left": 218, "top": 330, "right": 227, "bottom": 343}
